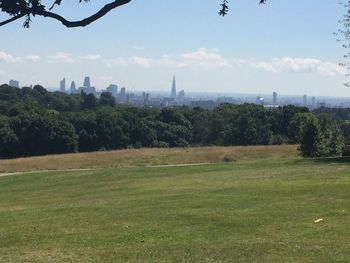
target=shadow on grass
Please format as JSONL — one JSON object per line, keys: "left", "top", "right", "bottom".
{"left": 305, "top": 156, "right": 350, "bottom": 164}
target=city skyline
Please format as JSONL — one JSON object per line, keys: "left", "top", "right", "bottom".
{"left": 6, "top": 74, "right": 350, "bottom": 110}
{"left": 7, "top": 74, "right": 350, "bottom": 101}
{"left": 0, "top": 1, "right": 348, "bottom": 96}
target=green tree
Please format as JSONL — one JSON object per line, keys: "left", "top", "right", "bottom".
{"left": 81, "top": 93, "right": 97, "bottom": 110}
{"left": 299, "top": 114, "right": 345, "bottom": 158}
{"left": 11, "top": 113, "right": 78, "bottom": 157}
{"left": 99, "top": 92, "right": 116, "bottom": 107}
{"left": 299, "top": 115, "right": 321, "bottom": 158}
{"left": 46, "top": 118, "right": 79, "bottom": 154}
{"left": 287, "top": 112, "right": 311, "bottom": 143}
{"left": 95, "top": 108, "right": 129, "bottom": 150}
{"left": 0, "top": 117, "right": 19, "bottom": 158}
{"left": 191, "top": 108, "right": 212, "bottom": 145}
{"left": 317, "top": 114, "right": 345, "bottom": 157}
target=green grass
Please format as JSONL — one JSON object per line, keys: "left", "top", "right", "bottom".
{"left": 1, "top": 153, "right": 350, "bottom": 262}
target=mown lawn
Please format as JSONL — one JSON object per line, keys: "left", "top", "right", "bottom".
{"left": 0, "top": 154, "right": 350, "bottom": 262}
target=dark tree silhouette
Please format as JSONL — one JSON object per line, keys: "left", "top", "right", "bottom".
{"left": 0, "top": 0, "right": 132, "bottom": 28}
{"left": 0, "top": 0, "right": 266, "bottom": 28}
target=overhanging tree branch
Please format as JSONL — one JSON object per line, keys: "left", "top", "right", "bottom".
{"left": 0, "top": 1, "right": 267, "bottom": 28}
{"left": 0, "top": 13, "right": 27, "bottom": 27}
{"left": 36, "top": 0, "right": 131, "bottom": 28}
{"left": 0, "top": 0, "right": 132, "bottom": 28}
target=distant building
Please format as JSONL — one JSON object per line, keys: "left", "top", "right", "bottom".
{"left": 70, "top": 81, "right": 76, "bottom": 94}
{"left": 273, "top": 92, "right": 277, "bottom": 106}
{"left": 80, "top": 76, "right": 96, "bottom": 94}
{"left": 171, "top": 75, "right": 177, "bottom": 98}
{"left": 60, "top": 78, "right": 66, "bottom": 92}
{"left": 143, "top": 92, "right": 151, "bottom": 104}
{"left": 303, "top": 94, "right": 307, "bottom": 107}
{"left": 120, "top": 87, "right": 126, "bottom": 97}
{"left": 178, "top": 90, "right": 185, "bottom": 101}
{"left": 106, "top": 84, "right": 118, "bottom": 97}
{"left": 9, "top": 79, "right": 19, "bottom": 88}
{"left": 119, "top": 87, "right": 126, "bottom": 102}
{"left": 84, "top": 76, "right": 91, "bottom": 88}
{"left": 256, "top": 96, "right": 264, "bottom": 105}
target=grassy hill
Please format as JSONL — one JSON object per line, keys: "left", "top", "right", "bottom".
{"left": 1, "top": 145, "right": 350, "bottom": 262}
{"left": 0, "top": 145, "right": 297, "bottom": 173}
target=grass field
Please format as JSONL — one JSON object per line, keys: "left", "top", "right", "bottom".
{"left": 1, "top": 146, "right": 350, "bottom": 262}
{"left": 0, "top": 145, "right": 297, "bottom": 173}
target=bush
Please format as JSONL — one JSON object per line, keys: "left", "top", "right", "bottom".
{"left": 299, "top": 114, "right": 345, "bottom": 158}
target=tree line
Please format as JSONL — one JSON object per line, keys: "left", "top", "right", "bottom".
{"left": 0, "top": 84, "right": 347, "bottom": 159}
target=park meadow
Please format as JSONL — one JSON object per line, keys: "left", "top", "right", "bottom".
{"left": 1, "top": 145, "right": 350, "bottom": 262}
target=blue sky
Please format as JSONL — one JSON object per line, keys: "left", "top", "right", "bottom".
{"left": 0, "top": 0, "right": 348, "bottom": 96}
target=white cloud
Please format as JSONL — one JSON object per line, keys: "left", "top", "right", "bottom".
{"left": 254, "top": 57, "right": 345, "bottom": 76}
{"left": 158, "top": 48, "right": 233, "bottom": 71}
{"left": 103, "top": 56, "right": 153, "bottom": 67}
{"left": 0, "top": 51, "right": 41, "bottom": 63}
{"left": 2, "top": 49, "right": 343, "bottom": 78}
{"left": 102, "top": 52, "right": 344, "bottom": 76}
{"left": 79, "top": 54, "right": 101, "bottom": 60}
{"left": 103, "top": 57, "right": 127, "bottom": 67}
{"left": 178, "top": 48, "right": 230, "bottom": 70}
{"left": 0, "top": 52, "right": 17, "bottom": 63}
{"left": 46, "top": 52, "right": 102, "bottom": 63}
{"left": 22, "top": 55, "right": 41, "bottom": 62}
{"left": 103, "top": 48, "right": 234, "bottom": 71}
{"left": 130, "top": 56, "right": 153, "bottom": 67}
{"left": 46, "top": 52, "right": 76, "bottom": 63}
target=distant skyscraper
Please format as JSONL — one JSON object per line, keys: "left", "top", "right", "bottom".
{"left": 106, "top": 84, "right": 118, "bottom": 97}
{"left": 81, "top": 76, "right": 96, "bottom": 94}
{"left": 60, "top": 78, "right": 66, "bottom": 92}
{"left": 143, "top": 93, "right": 151, "bottom": 103}
{"left": 9, "top": 79, "right": 19, "bottom": 88}
{"left": 171, "top": 75, "right": 177, "bottom": 98}
{"left": 303, "top": 94, "right": 307, "bottom": 106}
{"left": 120, "top": 87, "right": 126, "bottom": 102}
{"left": 178, "top": 90, "right": 185, "bottom": 100}
{"left": 70, "top": 81, "right": 76, "bottom": 93}
{"left": 120, "top": 87, "right": 126, "bottom": 96}
{"left": 273, "top": 92, "right": 277, "bottom": 106}
{"left": 83, "top": 76, "right": 91, "bottom": 88}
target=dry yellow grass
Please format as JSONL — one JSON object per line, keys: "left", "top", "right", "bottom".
{"left": 0, "top": 145, "right": 298, "bottom": 173}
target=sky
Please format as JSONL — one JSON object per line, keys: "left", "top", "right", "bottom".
{"left": 0, "top": 0, "right": 348, "bottom": 96}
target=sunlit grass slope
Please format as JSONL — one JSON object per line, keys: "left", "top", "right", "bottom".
{"left": 0, "top": 145, "right": 297, "bottom": 173}
{"left": 1, "top": 149, "right": 350, "bottom": 262}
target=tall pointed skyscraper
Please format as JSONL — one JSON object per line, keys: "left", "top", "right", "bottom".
{"left": 171, "top": 75, "right": 177, "bottom": 98}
